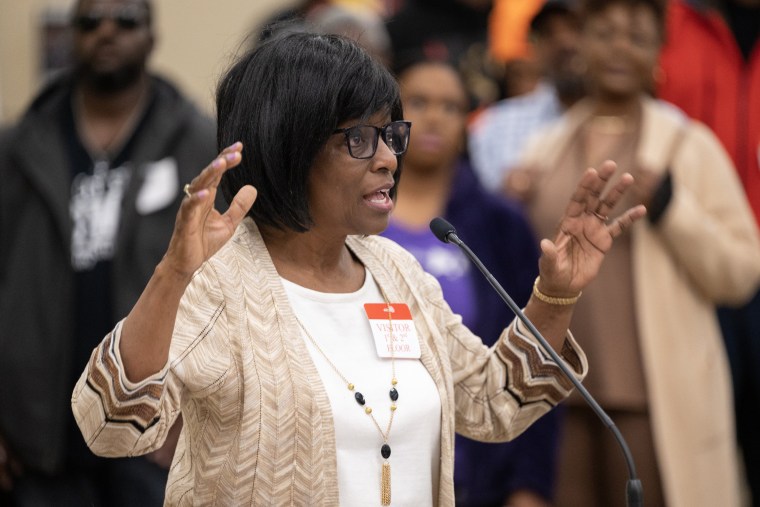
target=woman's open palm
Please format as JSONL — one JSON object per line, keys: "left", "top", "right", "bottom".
{"left": 163, "top": 142, "right": 257, "bottom": 278}
{"left": 537, "top": 161, "right": 647, "bottom": 296}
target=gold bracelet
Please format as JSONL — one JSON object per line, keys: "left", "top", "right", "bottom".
{"left": 532, "top": 276, "right": 581, "bottom": 306}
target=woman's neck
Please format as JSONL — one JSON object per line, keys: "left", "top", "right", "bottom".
{"left": 392, "top": 161, "right": 454, "bottom": 229}
{"left": 260, "top": 226, "right": 365, "bottom": 293}
{"left": 591, "top": 92, "right": 643, "bottom": 118}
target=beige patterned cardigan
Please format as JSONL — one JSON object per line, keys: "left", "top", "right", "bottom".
{"left": 72, "top": 219, "right": 587, "bottom": 506}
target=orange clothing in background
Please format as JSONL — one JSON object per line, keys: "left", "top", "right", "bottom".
{"left": 488, "top": 0, "right": 544, "bottom": 62}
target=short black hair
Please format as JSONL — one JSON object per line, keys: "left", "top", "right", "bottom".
{"left": 392, "top": 45, "right": 453, "bottom": 80}
{"left": 530, "top": 0, "right": 578, "bottom": 37}
{"left": 217, "top": 31, "right": 404, "bottom": 232}
{"left": 580, "top": 0, "right": 665, "bottom": 35}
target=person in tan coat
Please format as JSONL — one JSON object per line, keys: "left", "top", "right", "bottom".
{"left": 506, "top": 0, "right": 760, "bottom": 505}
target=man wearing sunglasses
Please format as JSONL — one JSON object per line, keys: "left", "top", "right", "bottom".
{"left": 0, "top": 0, "right": 216, "bottom": 505}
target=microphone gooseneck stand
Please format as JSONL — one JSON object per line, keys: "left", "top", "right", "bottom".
{"left": 429, "top": 217, "right": 643, "bottom": 507}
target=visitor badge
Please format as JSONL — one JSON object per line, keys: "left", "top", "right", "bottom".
{"left": 364, "top": 303, "right": 421, "bottom": 359}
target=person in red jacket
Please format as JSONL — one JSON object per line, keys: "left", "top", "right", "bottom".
{"left": 658, "top": 1, "right": 760, "bottom": 504}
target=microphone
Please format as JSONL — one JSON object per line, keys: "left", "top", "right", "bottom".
{"left": 430, "top": 217, "right": 643, "bottom": 507}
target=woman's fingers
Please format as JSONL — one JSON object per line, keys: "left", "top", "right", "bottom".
{"left": 174, "top": 143, "right": 244, "bottom": 233}
{"left": 184, "top": 142, "right": 243, "bottom": 197}
{"left": 608, "top": 204, "right": 647, "bottom": 238}
{"left": 583, "top": 160, "right": 616, "bottom": 215}
{"left": 207, "top": 146, "right": 242, "bottom": 190}
{"left": 565, "top": 161, "right": 652, "bottom": 225}
{"left": 174, "top": 184, "right": 211, "bottom": 237}
{"left": 539, "top": 163, "right": 647, "bottom": 296}
{"left": 564, "top": 162, "right": 615, "bottom": 218}
{"left": 595, "top": 172, "right": 634, "bottom": 218}
{"left": 564, "top": 168, "right": 596, "bottom": 218}
{"left": 223, "top": 185, "right": 257, "bottom": 229}
{"left": 219, "top": 141, "right": 242, "bottom": 157}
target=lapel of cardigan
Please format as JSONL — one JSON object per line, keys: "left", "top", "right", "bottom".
{"left": 240, "top": 219, "right": 341, "bottom": 505}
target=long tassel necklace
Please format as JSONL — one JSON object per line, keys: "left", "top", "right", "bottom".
{"left": 295, "top": 301, "right": 399, "bottom": 506}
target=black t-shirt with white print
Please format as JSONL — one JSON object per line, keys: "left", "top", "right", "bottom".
{"left": 61, "top": 90, "right": 155, "bottom": 467}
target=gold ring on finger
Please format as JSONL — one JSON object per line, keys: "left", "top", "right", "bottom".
{"left": 593, "top": 211, "right": 609, "bottom": 222}
{"left": 183, "top": 183, "right": 192, "bottom": 198}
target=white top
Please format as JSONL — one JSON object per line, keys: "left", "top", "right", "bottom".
{"left": 282, "top": 270, "right": 442, "bottom": 506}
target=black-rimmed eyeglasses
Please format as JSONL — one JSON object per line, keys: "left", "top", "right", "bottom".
{"left": 332, "top": 121, "right": 412, "bottom": 160}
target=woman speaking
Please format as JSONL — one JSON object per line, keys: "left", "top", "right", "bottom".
{"left": 72, "top": 31, "right": 644, "bottom": 506}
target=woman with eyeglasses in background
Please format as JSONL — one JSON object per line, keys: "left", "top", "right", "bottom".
{"left": 69, "top": 30, "right": 645, "bottom": 505}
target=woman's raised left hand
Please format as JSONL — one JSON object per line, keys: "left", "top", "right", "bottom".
{"left": 536, "top": 160, "right": 647, "bottom": 298}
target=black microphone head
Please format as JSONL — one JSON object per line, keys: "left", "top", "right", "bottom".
{"left": 430, "top": 217, "right": 456, "bottom": 243}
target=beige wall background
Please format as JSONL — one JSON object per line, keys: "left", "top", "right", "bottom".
{"left": 0, "top": 0, "right": 299, "bottom": 123}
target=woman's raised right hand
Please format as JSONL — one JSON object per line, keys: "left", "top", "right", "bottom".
{"left": 162, "top": 142, "right": 257, "bottom": 279}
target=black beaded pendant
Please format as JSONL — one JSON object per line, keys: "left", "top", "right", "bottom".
{"left": 389, "top": 388, "right": 398, "bottom": 401}
{"left": 355, "top": 392, "right": 366, "bottom": 405}
{"left": 381, "top": 443, "right": 392, "bottom": 459}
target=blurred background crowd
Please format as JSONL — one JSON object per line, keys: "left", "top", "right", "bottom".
{"left": 1, "top": 0, "right": 759, "bottom": 506}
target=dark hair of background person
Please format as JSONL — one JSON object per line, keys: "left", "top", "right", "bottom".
{"left": 530, "top": 0, "right": 579, "bottom": 38}
{"left": 392, "top": 44, "right": 483, "bottom": 114}
{"left": 216, "top": 31, "right": 404, "bottom": 233}
{"left": 579, "top": 0, "right": 666, "bottom": 34}
{"left": 392, "top": 45, "right": 457, "bottom": 89}
{"left": 529, "top": 0, "right": 586, "bottom": 106}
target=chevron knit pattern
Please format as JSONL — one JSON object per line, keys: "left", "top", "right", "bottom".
{"left": 72, "top": 218, "right": 587, "bottom": 506}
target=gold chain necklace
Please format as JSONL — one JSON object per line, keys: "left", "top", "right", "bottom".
{"left": 294, "top": 302, "right": 398, "bottom": 506}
